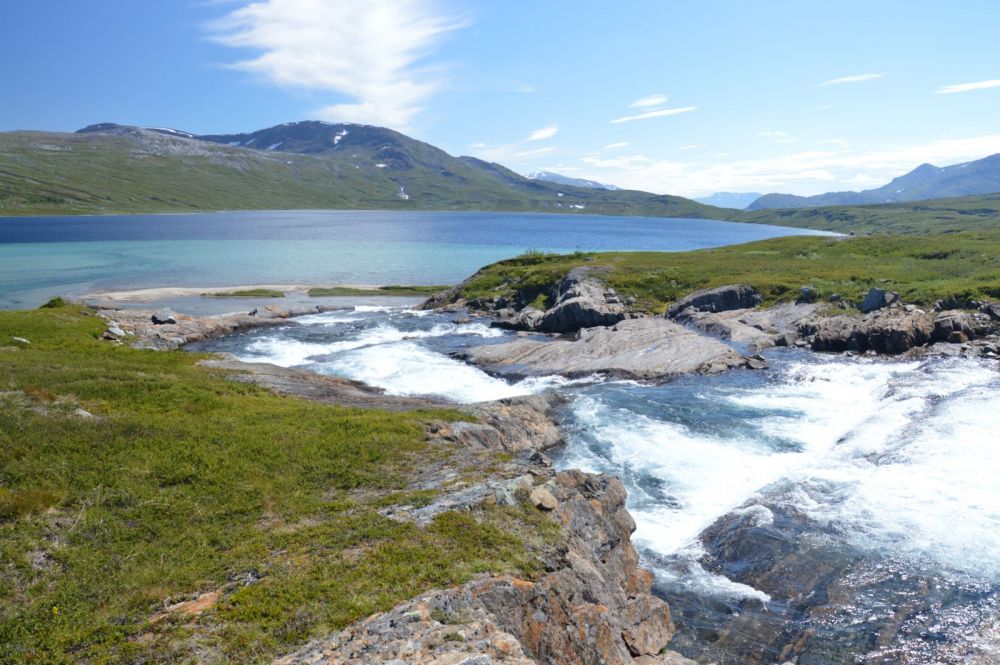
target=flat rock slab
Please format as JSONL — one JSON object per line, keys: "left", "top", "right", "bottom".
{"left": 457, "top": 318, "right": 757, "bottom": 380}
{"left": 678, "top": 303, "right": 820, "bottom": 353}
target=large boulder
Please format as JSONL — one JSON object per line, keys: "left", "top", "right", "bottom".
{"left": 863, "top": 308, "right": 934, "bottom": 354}
{"left": 860, "top": 287, "right": 899, "bottom": 313}
{"left": 666, "top": 284, "right": 761, "bottom": 317}
{"left": 536, "top": 268, "right": 627, "bottom": 333}
{"left": 933, "top": 310, "right": 976, "bottom": 343}
{"left": 807, "top": 315, "right": 861, "bottom": 352}
{"left": 150, "top": 308, "right": 177, "bottom": 325}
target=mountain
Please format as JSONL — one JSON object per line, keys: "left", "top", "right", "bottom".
{"left": 0, "top": 121, "right": 717, "bottom": 219}
{"left": 525, "top": 170, "right": 618, "bottom": 190}
{"left": 694, "top": 192, "right": 763, "bottom": 209}
{"left": 748, "top": 153, "right": 1000, "bottom": 210}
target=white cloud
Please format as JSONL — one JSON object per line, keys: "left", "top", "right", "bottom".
{"left": 611, "top": 106, "right": 697, "bottom": 124}
{"left": 210, "top": 0, "right": 465, "bottom": 129}
{"left": 935, "top": 79, "right": 1000, "bottom": 94}
{"left": 515, "top": 146, "right": 556, "bottom": 158}
{"left": 819, "top": 72, "right": 886, "bottom": 86}
{"left": 629, "top": 93, "right": 668, "bottom": 108}
{"left": 527, "top": 125, "right": 558, "bottom": 141}
{"left": 574, "top": 133, "right": 1000, "bottom": 197}
{"left": 604, "top": 142, "right": 630, "bottom": 149}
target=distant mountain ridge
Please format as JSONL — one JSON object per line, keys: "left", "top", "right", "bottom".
{"left": 525, "top": 170, "right": 619, "bottom": 190}
{"left": 694, "top": 192, "right": 763, "bottom": 209}
{"left": 748, "top": 153, "right": 1000, "bottom": 210}
{"left": 0, "top": 121, "right": 716, "bottom": 218}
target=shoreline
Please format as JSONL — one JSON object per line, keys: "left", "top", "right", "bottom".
{"left": 81, "top": 283, "right": 421, "bottom": 303}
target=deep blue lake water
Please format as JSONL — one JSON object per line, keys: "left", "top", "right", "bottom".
{"left": 0, "top": 210, "right": 832, "bottom": 308}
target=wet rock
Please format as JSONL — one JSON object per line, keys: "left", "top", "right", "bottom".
{"left": 933, "top": 310, "right": 976, "bottom": 343}
{"left": 666, "top": 284, "right": 761, "bottom": 317}
{"left": 456, "top": 318, "right": 758, "bottom": 380}
{"left": 860, "top": 287, "right": 899, "bottom": 313}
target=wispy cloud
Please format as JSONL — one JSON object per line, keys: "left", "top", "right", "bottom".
{"left": 576, "top": 133, "right": 1000, "bottom": 197}
{"left": 210, "top": 0, "right": 465, "bottom": 129}
{"left": 515, "top": 146, "right": 556, "bottom": 158}
{"left": 935, "top": 79, "right": 1000, "bottom": 94}
{"left": 629, "top": 93, "right": 668, "bottom": 108}
{"left": 819, "top": 72, "right": 886, "bottom": 86}
{"left": 604, "top": 142, "right": 630, "bottom": 149}
{"left": 611, "top": 106, "right": 697, "bottom": 124}
{"left": 527, "top": 125, "right": 558, "bottom": 141}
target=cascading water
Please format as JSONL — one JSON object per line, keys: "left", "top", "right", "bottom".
{"left": 192, "top": 306, "right": 1000, "bottom": 664}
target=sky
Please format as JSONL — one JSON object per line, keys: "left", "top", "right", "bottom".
{"left": 2, "top": 0, "right": 999, "bottom": 197}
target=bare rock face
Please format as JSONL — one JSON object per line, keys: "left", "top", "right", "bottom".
{"left": 675, "top": 303, "right": 819, "bottom": 354}
{"left": 805, "top": 307, "right": 934, "bottom": 354}
{"left": 456, "top": 318, "right": 759, "bottom": 380}
{"left": 666, "top": 284, "right": 761, "bottom": 317}
{"left": 536, "top": 268, "right": 628, "bottom": 334}
{"left": 276, "top": 472, "right": 680, "bottom": 665}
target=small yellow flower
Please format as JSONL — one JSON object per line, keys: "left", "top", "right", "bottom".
{"left": 52, "top": 606, "right": 59, "bottom": 616}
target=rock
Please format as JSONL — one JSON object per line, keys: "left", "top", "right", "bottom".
{"left": 666, "top": 284, "right": 761, "bottom": 317}
{"left": 980, "top": 301, "right": 1000, "bottom": 321}
{"left": 11, "top": 336, "right": 30, "bottom": 345}
{"left": 151, "top": 309, "right": 177, "bottom": 325}
{"left": 528, "top": 486, "right": 557, "bottom": 511}
{"left": 860, "top": 287, "right": 899, "bottom": 313}
{"left": 808, "top": 308, "right": 933, "bottom": 354}
{"left": 863, "top": 307, "right": 934, "bottom": 354}
{"left": 933, "top": 310, "right": 976, "bottom": 342}
{"left": 456, "top": 318, "right": 758, "bottom": 380}
{"left": 102, "top": 325, "right": 126, "bottom": 340}
{"left": 676, "top": 303, "right": 819, "bottom": 354}
{"left": 277, "top": 472, "right": 675, "bottom": 665}
{"left": 536, "top": 268, "right": 627, "bottom": 333}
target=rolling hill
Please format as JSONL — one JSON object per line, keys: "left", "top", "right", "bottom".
{"left": 748, "top": 153, "right": 1000, "bottom": 210}
{"left": 0, "top": 122, "right": 714, "bottom": 218}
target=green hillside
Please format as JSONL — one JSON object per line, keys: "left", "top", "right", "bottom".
{"left": 0, "top": 126, "right": 716, "bottom": 218}
{"left": 733, "top": 194, "right": 1000, "bottom": 235}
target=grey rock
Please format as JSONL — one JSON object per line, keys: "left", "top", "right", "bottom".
{"left": 536, "top": 268, "right": 627, "bottom": 333}
{"left": 677, "top": 303, "right": 818, "bottom": 354}
{"left": 933, "top": 310, "right": 975, "bottom": 343}
{"left": 529, "top": 486, "right": 558, "bottom": 511}
{"left": 666, "top": 284, "right": 761, "bottom": 317}
{"left": 860, "top": 287, "right": 899, "bottom": 313}
{"left": 808, "top": 308, "right": 934, "bottom": 354}
{"left": 457, "top": 318, "right": 757, "bottom": 380}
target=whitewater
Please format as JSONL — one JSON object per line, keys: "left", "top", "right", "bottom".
{"left": 193, "top": 305, "right": 1000, "bottom": 663}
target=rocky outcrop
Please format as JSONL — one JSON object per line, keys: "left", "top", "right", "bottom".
{"left": 534, "top": 268, "right": 628, "bottom": 333}
{"left": 666, "top": 284, "right": 761, "bottom": 317}
{"left": 97, "top": 304, "right": 344, "bottom": 350}
{"left": 456, "top": 318, "right": 762, "bottom": 380}
{"left": 276, "top": 471, "right": 687, "bottom": 665}
{"left": 860, "top": 287, "right": 899, "bottom": 313}
{"left": 805, "top": 306, "right": 934, "bottom": 354}
{"left": 673, "top": 303, "right": 819, "bottom": 354}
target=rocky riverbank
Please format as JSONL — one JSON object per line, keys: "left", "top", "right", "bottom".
{"left": 92, "top": 303, "right": 694, "bottom": 665}
{"left": 426, "top": 268, "right": 1000, "bottom": 375}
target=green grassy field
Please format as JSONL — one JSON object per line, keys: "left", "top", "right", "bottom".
{"left": 202, "top": 288, "right": 286, "bottom": 298}
{"left": 0, "top": 303, "right": 555, "bottom": 663}
{"left": 452, "top": 232, "right": 1000, "bottom": 313}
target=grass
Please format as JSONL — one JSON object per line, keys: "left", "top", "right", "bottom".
{"left": 306, "top": 285, "right": 449, "bottom": 297}
{"left": 734, "top": 194, "right": 1000, "bottom": 235}
{"left": 453, "top": 231, "right": 1000, "bottom": 314}
{"left": 202, "top": 288, "right": 286, "bottom": 298}
{"left": 0, "top": 302, "right": 556, "bottom": 663}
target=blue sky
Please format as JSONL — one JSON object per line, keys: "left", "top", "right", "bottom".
{"left": 2, "top": 0, "right": 999, "bottom": 196}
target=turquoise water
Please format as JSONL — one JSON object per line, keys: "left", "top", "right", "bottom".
{"left": 0, "top": 210, "right": 832, "bottom": 308}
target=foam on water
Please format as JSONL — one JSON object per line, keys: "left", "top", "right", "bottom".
{"left": 561, "top": 353, "right": 1000, "bottom": 592}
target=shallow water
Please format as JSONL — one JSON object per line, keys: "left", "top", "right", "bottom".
{"left": 0, "top": 210, "right": 832, "bottom": 308}
{"left": 194, "top": 305, "right": 1000, "bottom": 663}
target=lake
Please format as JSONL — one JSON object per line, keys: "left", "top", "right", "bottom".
{"left": 0, "top": 210, "right": 832, "bottom": 309}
